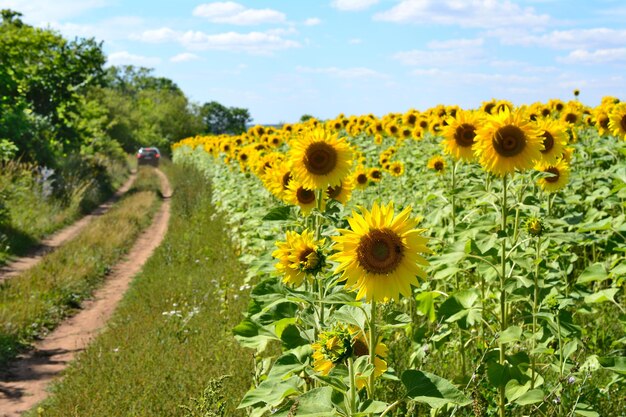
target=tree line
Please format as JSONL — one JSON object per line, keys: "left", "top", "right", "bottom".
{"left": 0, "top": 9, "right": 252, "bottom": 167}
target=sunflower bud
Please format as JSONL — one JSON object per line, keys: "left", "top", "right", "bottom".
{"left": 526, "top": 217, "right": 545, "bottom": 237}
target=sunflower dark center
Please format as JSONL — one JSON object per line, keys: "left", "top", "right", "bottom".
{"left": 541, "top": 131, "right": 554, "bottom": 153}
{"left": 370, "top": 170, "right": 381, "bottom": 179}
{"left": 541, "top": 108, "right": 551, "bottom": 117}
{"left": 299, "top": 247, "right": 315, "bottom": 263}
{"left": 492, "top": 125, "right": 526, "bottom": 157}
{"left": 352, "top": 338, "right": 369, "bottom": 357}
{"left": 419, "top": 120, "right": 428, "bottom": 129}
{"left": 484, "top": 103, "right": 495, "bottom": 114}
{"left": 406, "top": 114, "right": 417, "bottom": 125}
{"left": 621, "top": 115, "right": 626, "bottom": 132}
{"left": 454, "top": 123, "right": 476, "bottom": 147}
{"left": 565, "top": 113, "right": 577, "bottom": 124}
{"left": 296, "top": 187, "right": 316, "bottom": 204}
{"left": 599, "top": 117, "right": 609, "bottom": 129}
{"left": 393, "top": 165, "right": 402, "bottom": 174}
{"left": 544, "top": 167, "right": 560, "bottom": 183}
{"left": 240, "top": 154, "right": 248, "bottom": 161}
{"left": 304, "top": 142, "right": 338, "bottom": 176}
{"left": 357, "top": 228, "right": 404, "bottom": 274}
{"left": 434, "top": 161, "right": 444, "bottom": 171}
{"left": 282, "top": 172, "right": 292, "bottom": 189}
{"left": 356, "top": 173, "right": 368, "bottom": 184}
{"left": 327, "top": 183, "right": 342, "bottom": 199}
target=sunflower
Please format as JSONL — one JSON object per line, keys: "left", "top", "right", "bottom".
{"left": 427, "top": 156, "right": 446, "bottom": 174}
{"left": 533, "top": 118, "right": 568, "bottom": 165}
{"left": 353, "top": 166, "right": 370, "bottom": 189}
{"left": 311, "top": 325, "right": 387, "bottom": 385}
{"left": 273, "top": 229, "right": 325, "bottom": 286}
{"left": 312, "top": 325, "right": 353, "bottom": 376}
{"left": 262, "top": 160, "right": 292, "bottom": 200}
{"left": 368, "top": 168, "right": 383, "bottom": 182}
{"left": 592, "top": 108, "right": 611, "bottom": 136}
{"left": 288, "top": 128, "right": 354, "bottom": 190}
{"left": 285, "top": 180, "right": 321, "bottom": 215}
{"left": 608, "top": 103, "right": 626, "bottom": 140}
{"left": 474, "top": 107, "right": 543, "bottom": 176}
{"left": 442, "top": 110, "right": 482, "bottom": 161}
{"left": 387, "top": 161, "right": 405, "bottom": 177}
{"left": 326, "top": 176, "right": 355, "bottom": 205}
{"left": 535, "top": 160, "right": 570, "bottom": 193}
{"left": 330, "top": 202, "right": 430, "bottom": 302}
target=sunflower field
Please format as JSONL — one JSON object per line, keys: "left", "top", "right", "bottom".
{"left": 172, "top": 96, "right": 626, "bottom": 417}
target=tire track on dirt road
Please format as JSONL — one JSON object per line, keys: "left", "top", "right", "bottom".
{"left": 0, "top": 169, "right": 171, "bottom": 417}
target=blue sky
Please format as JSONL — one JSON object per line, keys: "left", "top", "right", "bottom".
{"left": 4, "top": 0, "right": 626, "bottom": 124}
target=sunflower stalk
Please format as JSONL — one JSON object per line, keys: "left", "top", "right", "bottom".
{"left": 347, "top": 356, "right": 358, "bottom": 416}
{"left": 532, "top": 236, "right": 541, "bottom": 389}
{"left": 368, "top": 299, "right": 377, "bottom": 401}
{"left": 499, "top": 174, "right": 509, "bottom": 417}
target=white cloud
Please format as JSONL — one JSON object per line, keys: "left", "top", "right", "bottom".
{"left": 558, "top": 48, "right": 626, "bottom": 64}
{"left": 374, "top": 0, "right": 549, "bottom": 29}
{"left": 489, "top": 60, "right": 558, "bottom": 73}
{"left": 349, "top": 38, "right": 363, "bottom": 44}
{"left": 131, "top": 27, "right": 300, "bottom": 55}
{"left": 304, "top": 17, "right": 322, "bottom": 26}
{"left": 498, "top": 28, "right": 626, "bottom": 50}
{"left": 170, "top": 53, "right": 200, "bottom": 63}
{"left": 331, "top": 0, "right": 379, "bottom": 11}
{"left": 393, "top": 40, "right": 485, "bottom": 67}
{"left": 3, "top": 0, "right": 106, "bottom": 22}
{"left": 107, "top": 51, "right": 161, "bottom": 66}
{"left": 192, "top": 2, "right": 286, "bottom": 25}
{"left": 131, "top": 27, "right": 179, "bottom": 43}
{"left": 297, "top": 66, "right": 387, "bottom": 79}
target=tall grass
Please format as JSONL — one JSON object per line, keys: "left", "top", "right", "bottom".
{"left": 31, "top": 164, "right": 252, "bottom": 416}
{"left": 0, "top": 158, "right": 130, "bottom": 264}
{"left": 0, "top": 167, "right": 161, "bottom": 366}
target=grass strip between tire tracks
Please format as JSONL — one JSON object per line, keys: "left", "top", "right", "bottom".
{"left": 0, "top": 167, "right": 162, "bottom": 367}
{"left": 29, "top": 164, "right": 252, "bottom": 417}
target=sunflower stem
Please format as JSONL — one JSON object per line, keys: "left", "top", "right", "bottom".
{"left": 532, "top": 236, "right": 541, "bottom": 389}
{"left": 315, "top": 189, "right": 325, "bottom": 330}
{"left": 347, "top": 356, "right": 357, "bottom": 416}
{"left": 499, "top": 174, "right": 508, "bottom": 417}
{"left": 369, "top": 300, "right": 377, "bottom": 400}
{"left": 451, "top": 161, "right": 467, "bottom": 380}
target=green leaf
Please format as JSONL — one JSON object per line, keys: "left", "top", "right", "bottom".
{"left": 487, "top": 361, "right": 510, "bottom": 388}
{"left": 262, "top": 205, "right": 293, "bottom": 221}
{"left": 356, "top": 399, "right": 389, "bottom": 415}
{"left": 333, "top": 305, "right": 367, "bottom": 331}
{"left": 514, "top": 389, "right": 544, "bottom": 405}
{"left": 499, "top": 326, "right": 522, "bottom": 344}
{"left": 575, "top": 403, "right": 600, "bottom": 417}
{"left": 268, "top": 346, "right": 313, "bottom": 379}
{"left": 597, "top": 356, "right": 626, "bottom": 375}
{"left": 505, "top": 379, "right": 531, "bottom": 402}
{"left": 415, "top": 291, "right": 442, "bottom": 322}
{"left": 238, "top": 376, "right": 301, "bottom": 409}
{"left": 437, "top": 289, "right": 481, "bottom": 329}
{"left": 576, "top": 263, "right": 608, "bottom": 284}
{"left": 584, "top": 288, "right": 619, "bottom": 304}
{"left": 272, "top": 387, "right": 341, "bottom": 417}
{"left": 402, "top": 370, "right": 471, "bottom": 408}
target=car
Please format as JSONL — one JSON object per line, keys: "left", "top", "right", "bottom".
{"left": 136, "top": 147, "right": 161, "bottom": 167}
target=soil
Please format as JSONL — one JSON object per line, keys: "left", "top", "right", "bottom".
{"left": 0, "top": 173, "right": 137, "bottom": 283}
{"left": 0, "top": 168, "right": 172, "bottom": 417}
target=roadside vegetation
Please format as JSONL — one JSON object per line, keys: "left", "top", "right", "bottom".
{"left": 30, "top": 164, "right": 251, "bottom": 417}
{"left": 0, "top": 9, "right": 252, "bottom": 266}
{"left": 0, "top": 167, "right": 162, "bottom": 366}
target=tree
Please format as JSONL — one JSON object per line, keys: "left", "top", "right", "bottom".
{"left": 0, "top": 9, "right": 106, "bottom": 164}
{"left": 199, "top": 101, "right": 252, "bottom": 135}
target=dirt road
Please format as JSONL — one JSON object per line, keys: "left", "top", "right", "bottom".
{"left": 0, "top": 169, "right": 172, "bottom": 417}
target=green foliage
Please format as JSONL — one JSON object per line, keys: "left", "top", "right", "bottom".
{"left": 0, "top": 139, "right": 17, "bottom": 161}
{"left": 199, "top": 101, "right": 252, "bottom": 135}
